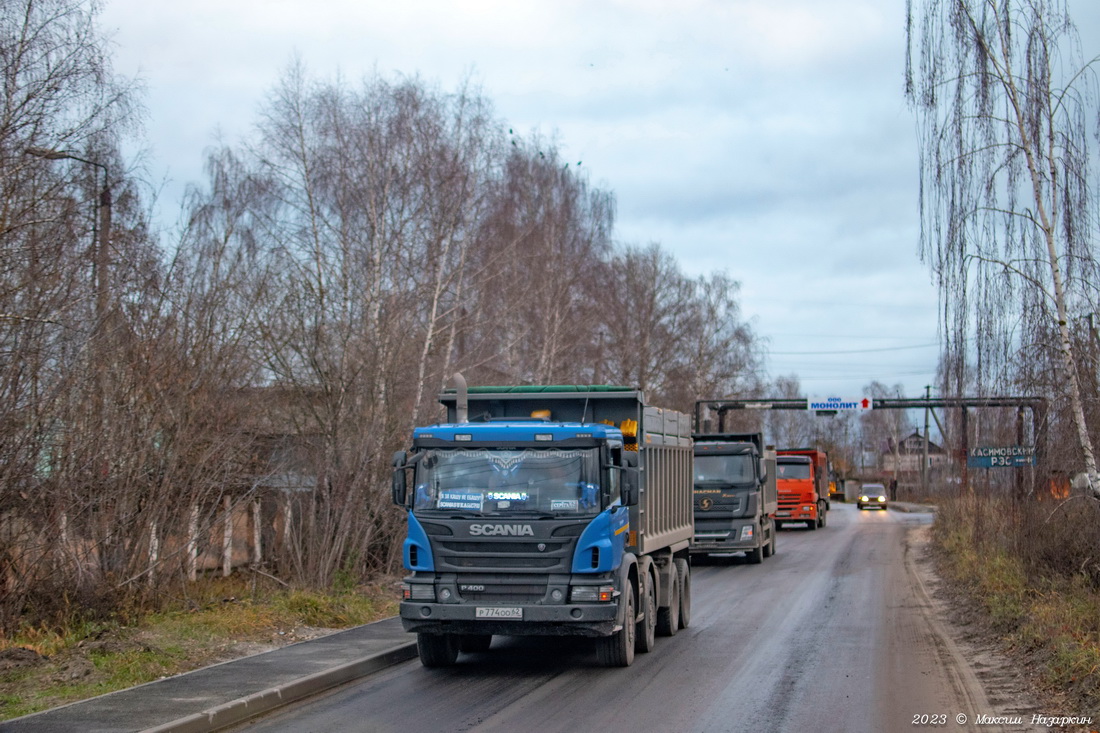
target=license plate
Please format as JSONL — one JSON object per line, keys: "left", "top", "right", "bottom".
{"left": 476, "top": 607, "right": 522, "bottom": 619}
{"left": 776, "top": 511, "right": 790, "bottom": 517}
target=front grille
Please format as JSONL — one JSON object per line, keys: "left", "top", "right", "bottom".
{"left": 447, "top": 555, "right": 560, "bottom": 569}
{"left": 694, "top": 496, "right": 742, "bottom": 512}
{"left": 433, "top": 535, "right": 577, "bottom": 573}
{"left": 426, "top": 518, "right": 585, "bottom": 574}
{"left": 438, "top": 540, "right": 567, "bottom": 554}
{"left": 456, "top": 574, "right": 548, "bottom": 603}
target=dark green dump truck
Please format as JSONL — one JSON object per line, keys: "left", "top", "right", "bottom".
{"left": 690, "top": 432, "right": 778, "bottom": 563}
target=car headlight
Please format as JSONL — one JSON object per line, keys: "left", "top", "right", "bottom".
{"left": 877, "top": 496, "right": 886, "bottom": 502}
{"left": 860, "top": 496, "right": 869, "bottom": 502}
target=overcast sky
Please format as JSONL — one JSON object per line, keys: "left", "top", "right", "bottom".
{"left": 96, "top": 0, "right": 1097, "bottom": 402}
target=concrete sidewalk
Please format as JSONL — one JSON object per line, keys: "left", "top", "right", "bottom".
{"left": 2, "top": 616, "right": 418, "bottom": 733}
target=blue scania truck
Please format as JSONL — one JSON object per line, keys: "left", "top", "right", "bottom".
{"left": 392, "top": 376, "right": 694, "bottom": 667}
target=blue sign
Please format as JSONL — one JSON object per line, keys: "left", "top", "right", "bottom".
{"left": 967, "top": 446, "right": 1035, "bottom": 468}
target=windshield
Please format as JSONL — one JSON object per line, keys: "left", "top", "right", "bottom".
{"left": 413, "top": 448, "right": 601, "bottom": 516}
{"left": 777, "top": 463, "right": 811, "bottom": 480}
{"left": 694, "top": 454, "right": 755, "bottom": 485}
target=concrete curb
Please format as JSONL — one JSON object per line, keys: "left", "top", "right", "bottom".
{"left": 144, "top": 642, "right": 418, "bottom": 733}
{"left": 890, "top": 502, "right": 937, "bottom": 513}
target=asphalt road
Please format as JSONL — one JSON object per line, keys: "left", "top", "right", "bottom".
{"left": 232, "top": 504, "right": 1024, "bottom": 733}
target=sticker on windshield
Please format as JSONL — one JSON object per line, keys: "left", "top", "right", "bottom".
{"left": 551, "top": 499, "right": 578, "bottom": 511}
{"left": 486, "top": 491, "right": 528, "bottom": 502}
{"left": 438, "top": 491, "right": 483, "bottom": 511}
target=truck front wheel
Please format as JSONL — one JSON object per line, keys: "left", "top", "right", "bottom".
{"left": 746, "top": 539, "right": 764, "bottom": 564}
{"left": 417, "top": 632, "right": 459, "bottom": 667}
{"left": 595, "top": 585, "right": 635, "bottom": 667}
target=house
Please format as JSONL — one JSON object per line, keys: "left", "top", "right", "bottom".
{"left": 882, "top": 432, "right": 949, "bottom": 474}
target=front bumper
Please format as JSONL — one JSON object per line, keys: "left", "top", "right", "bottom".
{"left": 691, "top": 518, "right": 759, "bottom": 553}
{"left": 775, "top": 509, "right": 816, "bottom": 520}
{"left": 399, "top": 600, "right": 620, "bottom": 637}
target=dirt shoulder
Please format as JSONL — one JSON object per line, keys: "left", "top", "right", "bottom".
{"left": 909, "top": 525, "right": 1097, "bottom": 732}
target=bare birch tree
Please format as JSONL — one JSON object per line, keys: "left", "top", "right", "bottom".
{"left": 907, "top": 0, "right": 1100, "bottom": 498}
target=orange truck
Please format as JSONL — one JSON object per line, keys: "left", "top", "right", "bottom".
{"left": 775, "top": 449, "right": 829, "bottom": 530}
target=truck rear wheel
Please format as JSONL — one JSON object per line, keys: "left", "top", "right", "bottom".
{"left": 674, "top": 558, "right": 691, "bottom": 629}
{"left": 458, "top": 634, "right": 492, "bottom": 653}
{"left": 417, "top": 632, "right": 459, "bottom": 667}
{"left": 656, "top": 563, "right": 680, "bottom": 637}
{"left": 635, "top": 570, "right": 657, "bottom": 653}
{"left": 819, "top": 504, "right": 827, "bottom": 528}
{"left": 595, "top": 585, "right": 635, "bottom": 667}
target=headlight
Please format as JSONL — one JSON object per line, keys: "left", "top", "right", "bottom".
{"left": 740, "top": 525, "right": 754, "bottom": 540}
{"left": 570, "top": 584, "right": 615, "bottom": 603}
{"left": 802, "top": 506, "right": 814, "bottom": 512}
{"left": 877, "top": 496, "right": 886, "bottom": 502}
{"left": 860, "top": 496, "right": 869, "bottom": 502}
{"left": 402, "top": 583, "right": 436, "bottom": 601}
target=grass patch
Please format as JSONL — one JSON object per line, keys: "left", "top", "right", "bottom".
{"left": 0, "top": 574, "right": 399, "bottom": 721}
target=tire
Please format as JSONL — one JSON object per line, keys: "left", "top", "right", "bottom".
{"left": 417, "top": 632, "right": 459, "bottom": 668}
{"left": 595, "top": 584, "right": 635, "bottom": 667}
{"left": 819, "top": 506, "right": 827, "bottom": 528}
{"left": 763, "top": 534, "right": 772, "bottom": 558}
{"left": 806, "top": 518, "right": 817, "bottom": 531}
{"left": 769, "top": 530, "right": 777, "bottom": 557}
{"left": 656, "top": 563, "right": 680, "bottom": 637}
{"left": 458, "top": 634, "right": 492, "bottom": 653}
{"left": 746, "top": 542, "right": 764, "bottom": 564}
{"left": 635, "top": 570, "right": 657, "bottom": 653}
{"left": 775, "top": 520, "right": 783, "bottom": 530}
{"left": 674, "top": 558, "right": 691, "bottom": 630}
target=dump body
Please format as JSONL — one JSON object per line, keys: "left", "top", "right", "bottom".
{"left": 775, "top": 448, "right": 830, "bottom": 529}
{"left": 393, "top": 384, "right": 693, "bottom": 666}
{"left": 690, "top": 432, "right": 777, "bottom": 561}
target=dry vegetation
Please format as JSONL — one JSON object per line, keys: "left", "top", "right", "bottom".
{"left": 0, "top": 574, "right": 399, "bottom": 721}
{"left": 931, "top": 494, "right": 1100, "bottom": 713}
{"left": 1, "top": 0, "right": 762, "bottom": 636}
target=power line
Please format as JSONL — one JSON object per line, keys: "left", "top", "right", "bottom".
{"left": 769, "top": 343, "right": 940, "bottom": 356}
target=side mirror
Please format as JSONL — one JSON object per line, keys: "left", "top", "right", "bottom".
{"left": 621, "top": 453, "right": 640, "bottom": 507}
{"left": 392, "top": 450, "right": 408, "bottom": 506}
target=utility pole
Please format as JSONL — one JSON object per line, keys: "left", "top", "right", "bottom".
{"left": 25, "top": 147, "right": 112, "bottom": 434}
{"left": 922, "top": 385, "right": 931, "bottom": 497}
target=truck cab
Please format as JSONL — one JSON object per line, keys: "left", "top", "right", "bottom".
{"left": 690, "top": 433, "right": 777, "bottom": 563}
{"left": 775, "top": 449, "right": 829, "bottom": 530}
{"left": 393, "top": 381, "right": 693, "bottom": 667}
